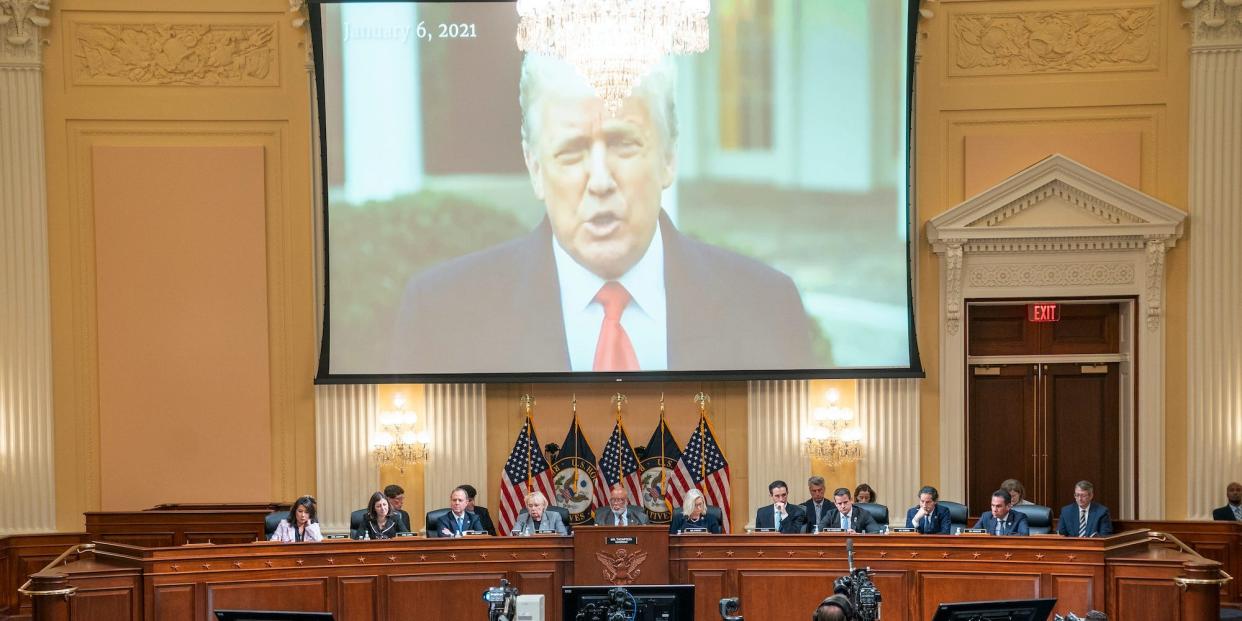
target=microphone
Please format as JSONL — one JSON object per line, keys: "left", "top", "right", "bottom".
{"left": 846, "top": 538, "right": 856, "bottom": 573}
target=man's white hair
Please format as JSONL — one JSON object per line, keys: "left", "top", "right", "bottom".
{"left": 518, "top": 53, "right": 679, "bottom": 155}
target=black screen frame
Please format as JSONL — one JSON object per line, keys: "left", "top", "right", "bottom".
{"left": 930, "top": 598, "right": 1057, "bottom": 621}
{"left": 562, "top": 584, "right": 695, "bottom": 621}
{"left": 309, "top": 0, "right": 925, "bottom": 385}
{"left": 214, "top": 611, "right": 335, "bottom": 621}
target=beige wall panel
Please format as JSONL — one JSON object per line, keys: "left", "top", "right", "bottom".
{"left": 92, "top": 144, "right": 271, "bottom": 510}
{"left": 963, "top": 132, "right": 1142, "bottom": 196}
{"left": 45, "top": 0, "right": 317, "bottom": 528}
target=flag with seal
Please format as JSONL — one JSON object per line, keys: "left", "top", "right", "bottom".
{"left": 552, "top": 414, "right": 607, "bottom": 526}
{"left": 639, "top": 412, "right": 682, "bottom": 523}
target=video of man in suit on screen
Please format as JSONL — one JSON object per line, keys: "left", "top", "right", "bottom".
{"left": 314, "top": 1, "right": 917, "bottom": 378}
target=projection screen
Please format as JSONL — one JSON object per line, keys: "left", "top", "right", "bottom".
{"left": 311, "top": 0, "right": 923, "bottom": 382}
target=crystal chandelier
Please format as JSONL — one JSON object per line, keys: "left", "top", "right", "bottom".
{"left": 372, "top": 394, "right": 431, "bottom": 473}
{"left": 515, "top": 0, "right": 711, "bottom": 114}
{"left": 804, "top": 389, "right": 863, "bottom": 469}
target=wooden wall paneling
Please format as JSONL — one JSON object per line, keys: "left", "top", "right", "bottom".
{"left": 686, "top": 569, "right": 727, "bottom": 621}
{"left": 1041, "top": 304, "right": 1119, "bottom": 354}
{"left": 335, "top": 576, "right": 376, "bottom": 621}
{"left": 68, "top": 585, "right": 137, "bottom": 621}
{"left": 867, "top": 570, "right": 912, "bottom": 621}
{"left": 736, "top": 569, "right": 842, "bottom": 619}
{"left": 917, "top": 571, "right": 1042, "bottom": 620}
{"left": 386, "top": 572, "right": 506, "bottom": 621}
{"left": 1047, "top": 573, "right": 1095, "bottom": 619}
{"left": 151, "top": 584, "right": 194, "bottom": 621}
{"left": 1110, "top": 577, "right": 1182, "bottom": 621}
{"left": 967, "top": 364, "right": 1036, "bottom": 511}
{"left": 968, "top": 305, "right": 1038, "bottom": 356}
{"left": 514, "top": 571, "right": 559, "bottom": 621}
{"left": 205, "top": 579, "right": 330, "bottom": 614}
{"left": 1115, "top": 519, "right": 1241, "bottom": 603}
{"left": 0, "top": 534, "right": 91, "bottom": 616}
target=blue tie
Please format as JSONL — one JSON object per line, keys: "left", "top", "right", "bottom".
{"left": 457, "top": 516, "right": 464, "bottom": 534}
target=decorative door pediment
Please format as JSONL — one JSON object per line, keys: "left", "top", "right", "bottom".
{"left": 927, "top": 154, "right": 1185, "bottom": 253}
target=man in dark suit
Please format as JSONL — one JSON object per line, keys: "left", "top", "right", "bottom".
{"left": 754, "top": 480, "right": 807, "bottom": 533}
{"left": 435, "top": 487, "right": 484, "bottom": 537}
{"left": 1212, "top": 482, "right": 1242, "bottom": 521}
{"left": 975, "top": 489, "right": 1030, "bottom": 536}
{"left": 460, "top": 484, "right": 497, "bottom": 536}
{"left": 820, "top": 487, "right": 880, "bottom": 534}
{"left": 390, "top": 54, "right": 814, "bottom": 375}
{"left": 802, "top": 476, "right": 830, "bottom": 527}
{"left": 594, "top": 484, "right": 649, "bottom": 526}
{"left": 905, "top": 485, "right": 952, "bottom": 534}
{"left": 383, "top": 484, "right": 412, "bottom": 533}
{"left": 1056, "top": 480, "right": 1113, "bottom": 537}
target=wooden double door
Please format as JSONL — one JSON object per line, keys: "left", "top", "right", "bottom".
{"left": 966, "top": 303, "right": 1124, "bottom": 515}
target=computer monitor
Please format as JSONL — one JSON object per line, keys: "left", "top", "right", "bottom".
{"left": 930, "top": 598, "right": 1056, "bottom": 621}
{"left": 213, "top": 611, "right": 335, "bottom": 621}
{"left": 562, "top": 584, "right": 694, "bottom": 621}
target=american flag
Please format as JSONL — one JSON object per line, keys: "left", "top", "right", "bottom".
{"left": 598, "top": 420, "right": 644, "bottom": 505}
{"left": 497, "top": 416, "right": 556, "bottom": 537}
{"left": 669, "top": 414, "right": 733, "bottom": 532}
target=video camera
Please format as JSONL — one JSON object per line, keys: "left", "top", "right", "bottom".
{"left": 828, "top": 539, "right": 881, "bottom": 621}
{"left": 574, "top": 587, "right": 637, "bottom": 621}
{"left": 483, "top": 579, "right": 519, "bottom": 621}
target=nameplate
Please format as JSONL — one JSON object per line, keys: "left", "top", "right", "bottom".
{"left": 396, "top": 532, "right": 420, "bottom": 538}
{"left": 819, "top": 528, "right": 846, "bottom": 533}
{"left": 462, "top": 530, "right": 489, "bottom": 536}
{"left": 752, "top": 528, "right": 776, "bottom": 533}
{"left": 607, "top": 536, "right": 637, "bottom": 545}
{"left": 961, "top": 528, "right": 988, "bottom": 535}
{"left": 682, "top": 527, "right": 708, "bottom": 534}
{"left": 889, "top": 527, "right": 916, "bottom": 534}
{"left": 323, "top": 534, "right": 349, "bottom": 540}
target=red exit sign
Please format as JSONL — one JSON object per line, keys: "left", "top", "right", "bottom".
{"left": 1028, "top": 303, "right": 1061, "bottom": 322}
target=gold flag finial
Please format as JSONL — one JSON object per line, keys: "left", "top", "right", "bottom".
{"left": 571, "top": 393, "right": 577, "bottom": 414}
{"left": 659, "top": 392, "right": 666, "bottom": 415}
{"left": 611, "top": 392, "right": 627, "bottom": 419}
{"left": 693, "top": 392, "right": 710, "bottom": 413}
{"left": 519, "top": 394, "right": 535, "bottom": 415}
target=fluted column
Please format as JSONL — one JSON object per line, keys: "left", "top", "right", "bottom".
{"left": 0, "top": 0, "right": 54, "bottom": 535}
{"left": 424, "top": 384, "right": 487, "bottom": 509}
{"left": 1186, "top": 0, "right": 1242, "bottom": 519}
{"left": 746, "top": 380, "right": 810, "bottom": 529}
{"left": 857, "top": 379, "right": 921, "bottom": 509}
{"left": 314, "top": 385, "right": 378, "bottom": 531}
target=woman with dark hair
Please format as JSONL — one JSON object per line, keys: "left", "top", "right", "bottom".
{"left": 854, "top": 483, "right": 877, "bottom": 504}
{"left": 360, "top": 491, "right": 398, "bottom": 539}
{"left": 271, "top": 496, "right": 323, "bottom": 542}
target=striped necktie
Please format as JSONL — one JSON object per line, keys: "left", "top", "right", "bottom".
{"left": 1078, "top": 508, "right": 1088, "bottom": 536}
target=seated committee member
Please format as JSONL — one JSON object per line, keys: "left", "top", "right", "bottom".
{"left": 1000, "top": 478, "right": 1035, "bottom": 506}
{"left": 595, "top": 483, "right": 649, "bottom": 526}
{"left": 384, "top": 484, "right": 412, "bottom": 533}
{"left": 359, "top": 491, "right": 398, "bottom": 540}
{"left": 436, "top": 486, "right": 484, "bottom": 537}
{"left": 1212, "top": 482, "right": 1242, "bottom": 521}
{"left": 670, "top": 489, "right": 721, "bottom": 534}
{"left": 905, "top": 486, "right": 952, "bottom": 534}
{"left": 975, "top": 490, "right": 1030, "bottom": 536}
{"left": 821, "top": 487, "right": 880, "bottom": 534}
{"left": 1057, "top": 480, "right": 1113, "bottom": 537}
{"left": 854, "top": 483, "right": 877, "bottom": 505}
{"left": 754, "top": 480, "right": 807, "bottom": 533}
{"left": 512, "top": 491, "right": 567, "bottom": 535}
{"left": 390, "top": 54, "right": 815, "bottom": 374}
{"left": 460, "top": 484, "right": 498, "bottom": 535}
{"left": 803, "top": 476, "right": 830, "bottom": 526}
{"left": 270, "top": 495, "right": 323, "bottom": 543}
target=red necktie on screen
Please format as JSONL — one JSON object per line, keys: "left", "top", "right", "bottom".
{"left": 592, "top": 281, "right": 639, "bottom": 371}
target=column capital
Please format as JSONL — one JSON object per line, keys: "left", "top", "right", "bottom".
{"left": 1184, "top": 0, "right": 1242, "bottom": 50}
{"left": 0, "top": 0, "right": 50, "bottom": 65}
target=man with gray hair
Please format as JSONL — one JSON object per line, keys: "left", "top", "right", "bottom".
{"left": 1056, "top": 480, "right": 1113, "bottom": 537}
{"left": 391, "top": 53, "right": 813, "bottom": 373}
{"left": 802, "top": 475, "right": 829, "bottom": 526}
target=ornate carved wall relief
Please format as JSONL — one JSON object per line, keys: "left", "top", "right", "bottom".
{"left": 71, "top": 21, "right": 279, "bottom": 86}
{"left": 949, "top": 6, "right": 1159, "bottom": 75}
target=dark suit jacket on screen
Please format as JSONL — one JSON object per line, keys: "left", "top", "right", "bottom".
{"left": 904, "top": 504, "right": 952, "bottom": 534}
{"left": 975, "top": 510, "right": 1030, "bottom": 536}
{"left": 434, "top": 511, "right": 484, "bottom": 537}
{"left": 390, "top": 212, "right": 815, "bottom": 373}
{"left": 1056, "top": 502, "right": 1113, "bottom": 537}
{"left": 819, "top": 507, "right": 880, "bottom": 534}
{"left": 1212, "top": 505, "right": 1241, "bottom": 521}
{"left": 754, "top": 503, "right": 808, "bottom": 533}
